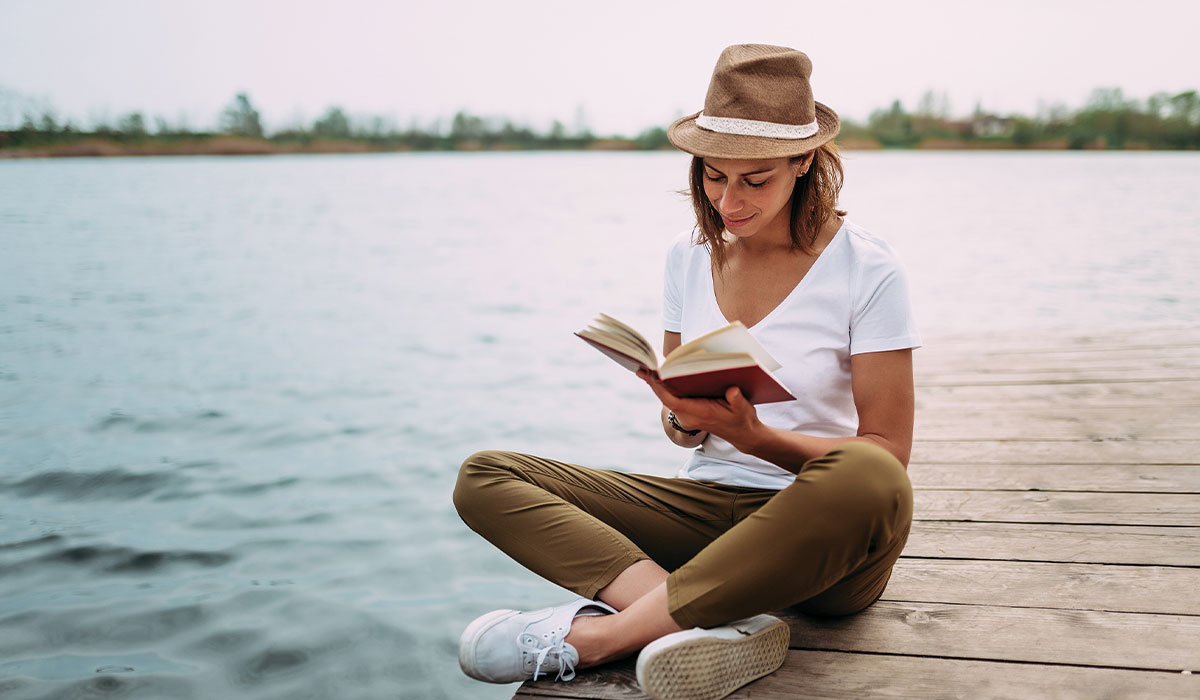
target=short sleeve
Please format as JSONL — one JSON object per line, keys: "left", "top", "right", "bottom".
{"left": 849, "top": 245, "right": 922, "bottom": 355}
{"left": 662, "top": 234, "right": 689, "bottom": 333}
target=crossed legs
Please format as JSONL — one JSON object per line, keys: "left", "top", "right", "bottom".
{"left": 452, "top": 442, "right": 912, "bottom": 667}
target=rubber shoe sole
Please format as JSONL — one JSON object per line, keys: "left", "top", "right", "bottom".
{"left": 635, "top": 614, "right": 790, "bottom": 700}
{"left": 458, "top": 608, "right": 520, "bottom": 682}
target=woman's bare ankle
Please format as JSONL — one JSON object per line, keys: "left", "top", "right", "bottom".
{"left": 566, "top": 614, "right": 628, "bottom": 668}
{"left": 568, "top": 582, "right": 684, "bottom": 669}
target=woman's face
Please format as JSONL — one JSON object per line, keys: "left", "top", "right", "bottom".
{"left": 701, "top": 155, "right": 810, "bottom": 240}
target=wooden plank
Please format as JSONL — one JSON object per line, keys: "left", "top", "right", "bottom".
{"left": 882, "top": 558, "right": 1200, "bottom": 614}
{"left": 921, "top": 348, "right": 1195, "bottom": 369}
{"left": 909, "top": 463, "right": 1200, "bottom": 492}
{"left": 914, "top": 406, "right": 1200, "bottom": 440}
{"left": 780, "top": 602, "right": 1200, "bottom": 671}
{"left": 917, "top": 346, "right": 1200, "bottom": 367}
{"left": 913, "top": 490, "right": 1200, "bottom": 526}
{"left": 911, "top": 438, "right": 1200, "bottom": 465}
{"left": 916, "top": 345, "right": 1200, "bottom": 372}
{"left": 918, "top": 379, "right": 1200, "bottom": 406}
{"left": 517, "top": 658, "right": 641, "bottom": 699}
{"left": 904, "top": 522, "right": 1200, "bottom": 566}
{"left": 918, "top": 370, "right": 1200, "bottom": 386}
{"left": 517, "top": 646, "right": 1200, "bottom": 700}
{"left": 752, "top": 650, "right": 1200, "bottom": 700}
{"left": 748, "top": 651, "right": 1200, "bottom": 700}
{"left": 918, "top": 324, "right": 1200, "bottom": 352}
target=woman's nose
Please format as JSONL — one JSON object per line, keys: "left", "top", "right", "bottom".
{"left": 718, "top": 186, "right": 741, "bottom": 214}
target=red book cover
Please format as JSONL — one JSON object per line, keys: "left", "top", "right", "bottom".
{"left": 659, "top": 365, "right": 795, "bottom": 405}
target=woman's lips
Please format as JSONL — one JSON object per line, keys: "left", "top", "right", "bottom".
{"left": 722, "top": 213, "right": 754, "bottom": 228}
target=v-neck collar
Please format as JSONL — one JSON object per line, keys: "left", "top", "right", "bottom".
{"left": 708, "top": 222, "right": 846, "bottom": 330}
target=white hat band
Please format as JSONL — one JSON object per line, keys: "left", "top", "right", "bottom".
{"left": 696, "top": 113, "right": 820, "bottom": 140}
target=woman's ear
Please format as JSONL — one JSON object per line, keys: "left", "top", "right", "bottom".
{"left": 792, "top": 152, "right": 814, "bottom": 177}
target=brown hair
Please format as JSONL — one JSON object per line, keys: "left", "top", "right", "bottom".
{"left": 687, "top": 142, "right": 846, "bottom": 269}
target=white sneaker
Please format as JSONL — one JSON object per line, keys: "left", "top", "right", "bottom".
{"left": 458, "top": 598, "right": 617, "bottom": 683}
{"left": 635, "top": 614, "right": 790, "bottom": 700}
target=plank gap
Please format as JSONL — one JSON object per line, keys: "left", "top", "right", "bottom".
{"left": 914, "top": 461, "right": 1200, "bottom": 466}
{"left": 915, "top": 518, "right": 1200, "bottom": 528}
{"left": 880, "top": 597, "right": 1200, "bottom": 618}
{"left": 897, "top": 555, "right": 1200, "bottom": 569}
{"left": 787, "top": 647, "right": 1200, "bottom": 675}
{"left": 916, "top": 488, "right": 1200, "bottom": 495}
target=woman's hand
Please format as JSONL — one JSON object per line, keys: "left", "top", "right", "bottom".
{"left": 636, "top": 369, "right": 764, "bottom": 450}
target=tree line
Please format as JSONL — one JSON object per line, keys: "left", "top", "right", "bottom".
{"left": 2, "top": 88, "right": 1198, "bottom": 156}
{"left": 847, "top": 88, "right": 1200, "bottom": 150}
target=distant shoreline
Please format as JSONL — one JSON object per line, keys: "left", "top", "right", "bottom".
{"left": 1, "top": 135, "right": 1190, "bottom": 160}
{"left": 8, "top": 86, "right": 1197, "bottom": 158}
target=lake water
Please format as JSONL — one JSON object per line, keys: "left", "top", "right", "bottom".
{"left": 1, "top": 151, "right": 1198, "bottom": 699}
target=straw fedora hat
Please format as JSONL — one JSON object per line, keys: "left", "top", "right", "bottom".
{"left": 668, "top": 44, "right": 840, "bottom": 159}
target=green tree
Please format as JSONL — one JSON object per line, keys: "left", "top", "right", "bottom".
{"left": 1167, "top": 90, "right": 1198, "bottom": 123}
{"left": 38, "top": 111, "right": 59, "bottom": 132}
{"left": 1010, "top": 116, "right": 1038, "bottom": 146}
{"left": 916, "top": 90, "right": 950, "bottom": 118}
{"left": 547, "top": 119, "right": 566, "bottom": 147}
{"left": 220, "top": 92, "right": 263, "bottom": 138}
{"left": 313, "top": 106, "right": 352, "bottom": 139}
{"left": 450, "top": 111, "right": 485, "bottom": 142}
{"left": 868, "top": 100, "right": 915, "bottom": 147}
{"left": 1085, "top": 87, "right": 1130, "bottom": 111}
{"left": 1078, "top": 87, "right": 1137, "bottom": 148}
{"left": 118, "top": 112, "right": 147, "bottom": 137}
{"left": 634, "top": 126, "right": 669, "bottom": 149}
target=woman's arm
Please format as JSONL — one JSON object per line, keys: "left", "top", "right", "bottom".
{"left": 657, "top": 331, "right": 708, "bottom": 447}
{"left": 643, "top": 347, "right": 915, "bottom": 469}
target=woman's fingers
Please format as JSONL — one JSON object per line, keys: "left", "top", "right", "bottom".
{"left": 642, "top": 374, "right": 678, "bottom": 405}
{"left": 638, "top": 371, "right": 755, "bottom": 434}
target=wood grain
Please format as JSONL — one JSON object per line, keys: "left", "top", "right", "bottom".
{"left": 904, "top": 522, "right": 1200, "bottom": 566}
{"left": 779, "top": 602, "right": 1200, "bottom": 671}
{"left": 913, "top": 489, "right": 1200, "bottom": 526}
{"left": 518, "top": 650, "right": 1200, "bottom": 700}
{"left": 882, "top": 558, "right": 1200, "bottom": 614}
{"left": 910, "top": 438, "right": 1200, "bottom": 465}
{"left": 738, "top": 650, "right": 1200, "bottom": 700}
{"left": 908, "top": 463, "right": 1200, "bottom": 492}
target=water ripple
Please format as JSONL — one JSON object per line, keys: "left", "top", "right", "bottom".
{"left": 0, "top": 543, "right": 233, "bottom": 576}
{"left": 216, "top": 477, "right": 300, "bottom": 497}
{"left": 0, "top": 534, "right": 64, "bottom": 551}
{"left": 90, "top": 409, "right": 233, "bottom": 435}
{"left": 236, "top": 647, "right": 310, "bottom": 685}
{"left": 3, "top": 468, "right": 188, "bottom": 501}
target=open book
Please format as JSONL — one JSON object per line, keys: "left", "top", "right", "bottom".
{"left": 575, "top": 313, "right": 795, "bottom": 405}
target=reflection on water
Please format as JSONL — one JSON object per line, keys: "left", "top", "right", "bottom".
{"left": 0, "top": 151, "right": 1197, "bottom": 698}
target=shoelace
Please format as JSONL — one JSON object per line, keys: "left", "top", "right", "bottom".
{"left": 520, "top": 627, "right": 576, "bottom": 682}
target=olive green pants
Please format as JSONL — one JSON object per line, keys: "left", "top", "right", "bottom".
{"left": 453, "top": 441, "right": 912, "bottom": 629}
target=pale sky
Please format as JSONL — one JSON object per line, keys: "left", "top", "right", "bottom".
{"left": 2, "top": 0, "right": 1198, "bottom": 134}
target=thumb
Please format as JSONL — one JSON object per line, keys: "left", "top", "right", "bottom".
{"left": 725, "top": 385, "right": 744, "bottom": 404}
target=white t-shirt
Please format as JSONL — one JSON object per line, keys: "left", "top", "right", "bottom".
{"left": 662, "top": 220, "right": 921, "bottom": 490}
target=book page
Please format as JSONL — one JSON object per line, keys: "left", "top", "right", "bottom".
{"left": 664, "top": 322, "right": 782, "bottom": 372}
{"left": 576, "top": 328, "right": 654, "bottom": 368}
{"left": 657, "top": 351, "right": 757, "bottom": 379}
{"left": 595, "top": 313, "right": 657, "bottom": 361}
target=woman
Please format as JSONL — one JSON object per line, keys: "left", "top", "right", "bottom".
{"left": 453, "top": 44, "right": 919, "bottom": 700}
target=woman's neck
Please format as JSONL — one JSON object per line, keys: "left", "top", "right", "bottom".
{"left": 733, "top": 207, "right": 795, "bottom": 256}
{"left": 732, "top": 214, "right": 840, "bottom": 260}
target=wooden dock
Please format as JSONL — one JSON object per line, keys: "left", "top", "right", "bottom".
{"left": 516, "top": 325, "right": 1200, "bottom": 699}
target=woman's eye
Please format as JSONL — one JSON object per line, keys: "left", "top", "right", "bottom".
{"left": 745, "top": 179, "right": 767, "bottom": 188}
{"left": 704, "top": 172, "right": 725, "bottom": 183}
